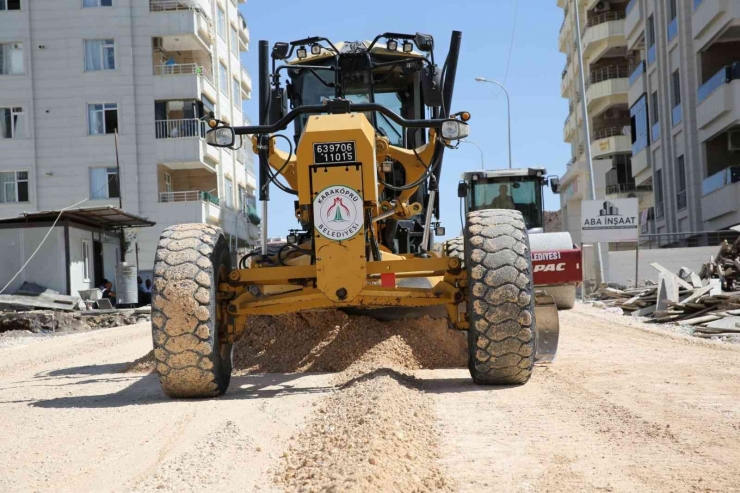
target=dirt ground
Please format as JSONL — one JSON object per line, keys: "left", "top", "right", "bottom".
{"left": 1, "top": 303, "right": 739, "bottom": 492}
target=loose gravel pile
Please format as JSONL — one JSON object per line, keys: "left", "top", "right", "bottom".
{"left": 232, "top": 310, "right": 467, "bottom": 373}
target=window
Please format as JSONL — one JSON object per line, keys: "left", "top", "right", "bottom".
{"left": 630, "top": 95, "right": 649, "bottom": 153}
{"left": 202, "top": 93, "right": 216, "bottom": 117}
{"left": 233, "top": 78, "right": 240, "bottom": 107}
{"left": 224, "top": 177, "right": 233, "bottom": 208}
{"left": 217, "top": 6, "right": 225, "bottom": 39}
{"left": 219, "top": 62, "right": 228, "bottom": 95}
{"left": 84, "top": 39, "right": 115, "bottom": 71}
{"left": 655, "top": 169, "right": 664, "bottom": 220}
{"left": 676, "top": 156, "right": 687, "bottom": 210}
{"left": 0, "top": 171, "right": 28, "bottom": 203}
{"left": 230, "top": 25, "right": 238, "bottom": 55}
{"left": 668, "top": 0, "right": 677, "bottom": 21}
{"left": 163, "top": 172, "right": 172, "bottom": 193}
{"left": 651, "top": 92, "right": 660, "bottom": 123}
{"left": 88, "top": 103, "right": 118, "bottom": 135}
{"left": 0, "top": 0, "right": 21, "bottom": 10}
{"left": 83, "top": 0, "right": 112, "bottom": 6}
{"left": 647, "top": 15, "right": 656, "bottom": 46}
{"left": 90, "top": 167, "right": 120, "bottom": 199}
{"left": 0, "top": 42, "right": 23, "bottom": 75}
{"left": 672, "top": 71, "right": 681, "bottom": 107}
{"left": 0, "top": 107, "right": 26, "bottom": 139}
{"left": 82, "top": 240, "right": 91, "bottom": 281}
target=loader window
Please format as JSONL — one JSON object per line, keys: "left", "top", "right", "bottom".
{"left": 470, "top": 178, "right": 543, "bottom": 229}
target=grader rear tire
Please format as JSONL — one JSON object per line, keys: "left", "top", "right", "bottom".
{"left": 151, "top": 224, "right": 233, "bottom": 398}
{"left": 463, "top": 210, "right": 536, "bottom": 385}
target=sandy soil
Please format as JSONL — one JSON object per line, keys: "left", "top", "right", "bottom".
{"left": 1, "top": 304, "right": 739, "bottom": 492}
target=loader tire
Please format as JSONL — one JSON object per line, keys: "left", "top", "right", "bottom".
{"left": 151, "top": 224, "right": 233, "bottom": 398}
{"left": 464, "top": 210, "right": 536, "bottom": 385}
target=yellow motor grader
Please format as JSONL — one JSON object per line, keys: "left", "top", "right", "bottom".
{"left": 150, "top": 31, "right": 560, "bottom": 398}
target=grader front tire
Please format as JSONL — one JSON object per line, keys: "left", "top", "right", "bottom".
{"left": 464, "top": 210, "right": 536, "bottom": 385}
{"left": 151, "top": 224, "right": 233, "bottom": 398}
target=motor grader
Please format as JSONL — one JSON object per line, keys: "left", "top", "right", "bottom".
{"left": 150, "top": 31, "right": 561, "bottom": 398}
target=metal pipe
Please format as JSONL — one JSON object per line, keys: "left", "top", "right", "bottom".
{"left": 573, "top": 0, "right": 605, "bottom": 284}
{"left": 474, "top": 78, "right": 512, "bottom": 169}
{"left": 261, "top": 201, "right": 268, "bottom": 255}
{"left": 258, "top": 40, "right": 270, "bottom": 253}
{"left": 420, "top": 190, "right": 436, "bottom": 252}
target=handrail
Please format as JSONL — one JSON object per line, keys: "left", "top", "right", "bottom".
{"left": 155, "top": 118, "right": 205, "bottom": 139}
{"left": 629, "top": 61, "right": 645, "bottom": 86}
{"left": 150, "top": 0, "right": 210, "bottom": 21}
{"left": 591, "top": 125, "right": 627, "bottom": 141}
{"left": 702, "top": 166, "right": 740, "bottom": 196}
{"left": 589, "top": 64, "right": 630, "bottom": 85}
{"left": 698, "top": 63, "right": 740, "bottom": 104}
{"left": 586, "top": 10, "right": 625, "bottom": 28}
{"left": 606, "top": 183, "right": 653, "bottom": 194}
{"left": 159, "top": 190, "right": 220, "bottom": 206}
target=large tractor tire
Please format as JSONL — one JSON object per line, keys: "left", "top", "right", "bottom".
{"left": 151, "top": 224, "right": 233, "bottom": 398}
{"left": 460, "top": 210, "right": 536, "bottom": 385}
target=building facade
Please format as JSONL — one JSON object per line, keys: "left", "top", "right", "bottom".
{"left": 558, "top": 0, "right": 740, "bottom": 245}
{"left": 0, "top": 0, "right": 257, "bottom": 284}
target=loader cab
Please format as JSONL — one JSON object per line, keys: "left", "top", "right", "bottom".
{"left": 460, "top": 168, "right": 549, "bottom": 231}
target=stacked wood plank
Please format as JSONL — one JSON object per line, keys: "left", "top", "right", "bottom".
{"left": 591, "top": 262, "right": 740, "bottom": 338}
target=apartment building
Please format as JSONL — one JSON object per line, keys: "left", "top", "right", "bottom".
{"left": 558, "top": 0, "right": 740, "bottom": 251}
{"left": 626, "top": 0, "right": 740, "bottom": 235}
{"left": 0, "top": 0, "right": 256, "bottom": 286}
{"left": 557, "top": 0, "right": 649, "bottom": 279}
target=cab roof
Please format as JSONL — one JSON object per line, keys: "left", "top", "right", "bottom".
{"left": 289, "top": 41, "right": 425, "bottom": 64}
{"left": 461, "top": 168, "right": 547, "bottom": 181}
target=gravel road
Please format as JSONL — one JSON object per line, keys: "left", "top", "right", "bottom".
{"left": 1, "top": 304, "right": 739, "bottom": 492}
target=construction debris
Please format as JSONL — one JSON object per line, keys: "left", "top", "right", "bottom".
{"left": 591, "top": 262, "right": 740, "bottom": 340}
{"left": 0, "top": 309, "right": 150, "bottom": 334}
{"left": 0, "top": 282, "right": 82, "bottom": 312}
{"left": 699, "top": 236, "right": 740, "bottom": 291}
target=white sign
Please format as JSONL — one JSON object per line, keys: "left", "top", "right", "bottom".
{"left": 581, "top": 198, "right": 639, "bottom": 242}
{"left": 313, "top": 185, "right": 364, "bottom": 241}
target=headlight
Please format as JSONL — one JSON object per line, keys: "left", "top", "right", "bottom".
{"left": 441, "top": 120, "right": 470, "bottom": 140}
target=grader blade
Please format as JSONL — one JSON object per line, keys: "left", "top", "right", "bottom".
{"left": 534, "top": 293, "right": 560, "bottom": 364}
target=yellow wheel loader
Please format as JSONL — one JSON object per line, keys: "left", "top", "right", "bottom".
{"left": 150, "top": 31, "right": 560, "bottom": 398}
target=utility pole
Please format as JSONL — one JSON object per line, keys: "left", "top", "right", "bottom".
{"left": 573, "top": 0, "right": 605, "bottom": 284}
{"left": 460, "top": 140, "right": 485, "bottom": 170}
{"left": 114, "top": 128, "right": 126, "bottom": 264}
{"left": 474, "top": 77, "right": 513, "bottom": 169}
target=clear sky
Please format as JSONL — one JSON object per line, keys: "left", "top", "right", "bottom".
{"left": 238, "top": 0, "right": 570, "bottom": 240}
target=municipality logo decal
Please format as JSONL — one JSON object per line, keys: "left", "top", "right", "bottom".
{"left": 314, "top": 186, "right": 363, "bottom": 241}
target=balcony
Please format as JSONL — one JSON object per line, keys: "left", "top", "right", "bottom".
{"left": 631, "top": 146, "right": 651, "bottom": 183}
{"left": 697, "top": 65, "right": 740, "bottom": 142}
{"left": 590, "top": 126, "right": 631, "bottom": 159}
{"left": 155, "top": 118, "right": 219, "bottom": 171}
{"left": 586, "top": 65, "right": 629, "bottom": 112}
{"left": 159, "top": 190, "right": 220, "bottom": 206}
{"left": 149, "top": 0, "right": 213, "bottom": 49}
{"left": 558, "top": 8, "right": 573, "bottom": 54}
{"left": 606, "top": 183, "right": 653, "bottom": 198}
{"left": 582, "top": 11, "right": 626, "bottom": 61}
{"left": 240, "top": 66, "right": 252, "bottom": 98}
{"left": 153, "top": 58, "right": 217, "bottom": 102}
{"left": 628, "top": 62, "right": 646, "bottom": 105}
{"left": 693, "top": 0, "right": 740, "bottom": 53}
{"left": 625, "top": 0, "right": 644, "bottom": 50}
{"left": 701, "top": 167, "right": 740, "bottom": 227}
{"left": 237, "top": 11, "right": 250, "bottom": 46}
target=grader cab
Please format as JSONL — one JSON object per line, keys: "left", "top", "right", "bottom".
{"left": 150, "top": 31, "right": 559, "bottom": 398}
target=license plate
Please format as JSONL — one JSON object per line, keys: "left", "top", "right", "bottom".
{"left": 313, "top": 141, "right": 356, "bottom": 164}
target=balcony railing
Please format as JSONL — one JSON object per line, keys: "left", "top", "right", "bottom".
{"left": 667, "top": 18, "right": 678, "bottom": 42}
{"left": 629, "top": 61, "right": 645, "bottom": 86}
{"left": 591, "top": 125, "right": 627, "bottom": 141}
{"left": 626, "top": 0, "right": 638, "bottom": 15}
{"left": 606, "top": 183, "right": 653, "bottom": 194}
{"left": 155, "top": 118, "right": 205, "bottom": 139}
{"left": 237, "top": 11, "right": 247, "bottom": 30}
{"left": 647, "top": 44, "right": 656, "bottom": 65}
{"left": 702, "top": 166, "right": 740, "bottom": 196}
{"left": 154, "top": 63, "right": 214, "bottom": 85}
{"left": 589, "top": 65, "right": 630, "bottom": 85}
{"left": 698, "top": 63, "right": 740, "bottom": 104}
{"left": 671, "top": 104, "right": 682, "bottom": 126}
{"left": 159, "top": 190, "right": 220, "bottom": 206}
{"left": 150, "top": 0, "right": 210, "bottom": 18}
{"left": 586, "top": 11, "right": 626, "bottom": 28}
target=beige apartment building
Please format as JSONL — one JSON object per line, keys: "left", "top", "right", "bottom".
{"left": 558, "top": 0, "right": 740, "bottom": 246}
{"left": 0, "top": 0, "right": 257, "bottom": 288}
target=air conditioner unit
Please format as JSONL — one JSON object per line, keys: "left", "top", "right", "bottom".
{"left": 728, "top": 129, "right": 740, "bottom": 151}
{"left": 594, "top": 1, "right": 611, "bottom": 13}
